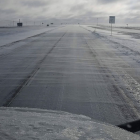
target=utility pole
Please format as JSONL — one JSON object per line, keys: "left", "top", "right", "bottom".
{"left": 97, "top": 18, "right": 98, "bottom": 26}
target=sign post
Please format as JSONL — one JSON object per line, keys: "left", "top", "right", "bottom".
{"left": 109, "top": 16, "right": 115, "bottom": 35}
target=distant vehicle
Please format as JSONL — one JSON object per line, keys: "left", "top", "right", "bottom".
{"left": 51, "top": 23, "right": 53, "bottom": 25}
{"left": 17, "top": 19, "right": 23, "bottom": 27}
{"left": 17, "top": 23, "right": 23, "bottom": 27}
{"left": 47, "top": 24, "right": 49, "bottom": 26}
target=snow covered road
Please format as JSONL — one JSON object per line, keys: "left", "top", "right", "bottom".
{"left": 0, "top": 25, "right": 140, "bottom": 125}
{"left": 0, "top": 26, "right": 61, "bottom": 46}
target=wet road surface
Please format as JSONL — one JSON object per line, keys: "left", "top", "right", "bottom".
{"left": 0, "top": 25, "right": 140, "bottom": 125}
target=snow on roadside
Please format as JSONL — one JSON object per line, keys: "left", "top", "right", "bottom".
{"left": 0, "top": 107, "right": 139, "bottom": 140}
{"left": 0, "top": 26, "right": 60, "bottom": 47}
{"left": 82, "top": 25, "right": 140, "bottom": 110}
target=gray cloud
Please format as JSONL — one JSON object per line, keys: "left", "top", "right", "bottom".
{"left": 0, "top": 9, "right": 16, "bottom": 14}
{"left": 21, "top": 1, "right": 47, "bottom": 7}
{"left": 70, "top": 4, "right": 86, "bottom": 12}
{"left": 97, "top": 0, "right": 122, "bottom": 4}
{"left": 21, "top": 0, "right": 57, "bottom": 7}
{"left": 0, "top": 0, "right": 139, "bottom": 25}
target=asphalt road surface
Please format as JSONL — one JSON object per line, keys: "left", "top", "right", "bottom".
{"left": 0, "top": 25, "right": 140, "bottom": 125}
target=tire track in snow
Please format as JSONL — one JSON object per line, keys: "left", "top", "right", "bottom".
{"left": 81, "top": 29, "right": 140, "bottom": 120}
{"left": 2, "top": 31, "right": 67, "bottom": 107}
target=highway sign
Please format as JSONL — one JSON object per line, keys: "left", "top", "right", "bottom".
{"left": 109, "top": 16, "right": 115, "bottom": 24}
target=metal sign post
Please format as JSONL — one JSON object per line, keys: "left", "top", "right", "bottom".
{"left": 111, "top": 23, "right": 112, "bottom": 35}
{"left": 109, "top": 16, "right": 115, "bottom": 36}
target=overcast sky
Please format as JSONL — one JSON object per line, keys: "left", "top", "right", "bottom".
{"left": 0, "top": 0, "right": 140, "bottom": 25}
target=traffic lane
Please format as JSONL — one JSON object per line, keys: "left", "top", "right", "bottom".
{"left": 0, "top": 27, "right": 67, "bottom": 106}
{"left": 83, "top": 31, "right": 140, "bottom": 120}
{"left": 9, "top": 26, "right": 137, "bottom": 125}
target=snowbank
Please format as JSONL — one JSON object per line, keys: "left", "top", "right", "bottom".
{"left": 0, "top": 107, "right": 139, "bottom": 140}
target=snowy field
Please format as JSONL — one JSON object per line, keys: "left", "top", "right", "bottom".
{"left": 0, "top": 25, "right": 60, "bottom": 46}
{"left": 85, "top": 24, "right": 140, "bottom": 39}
